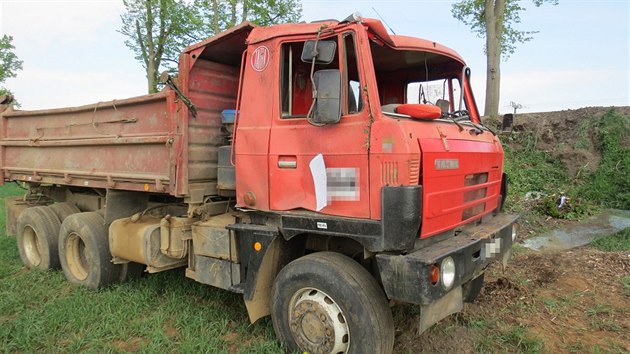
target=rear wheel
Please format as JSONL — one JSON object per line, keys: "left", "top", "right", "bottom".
{"left": 48, "top": 202, "right": 80, "bottom": 223}
{"left": 271, "top": 252, "right": 394, "bottom": 354}
{"left": 16, "top": 206, "right": 62, "bottom": 270}
{"left": 59, "top": 212, "right": 120, "bottom": 289}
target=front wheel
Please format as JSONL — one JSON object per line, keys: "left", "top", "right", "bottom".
{"left": 271, "top": 252, "right": 394, "bottom": 354}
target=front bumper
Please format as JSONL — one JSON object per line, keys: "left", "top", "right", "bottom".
{"left": 376, "top": 213, "right": 518, "bottom": 306}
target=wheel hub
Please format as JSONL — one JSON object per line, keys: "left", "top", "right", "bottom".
{"left": 289, "top": 288, "right": 349, "bottom": 354}
{"left": 66, "top": 232, "right": 89, "bottom": 280}
{"left": 23, "top": 225, "right": 42, "bottom": 266}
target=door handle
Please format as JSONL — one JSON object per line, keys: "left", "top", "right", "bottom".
{"left": 278, "top": 155, "right": 297, "bottom": 169}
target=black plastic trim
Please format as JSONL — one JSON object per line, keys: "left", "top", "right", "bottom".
{"left": 499, "top": 173, "right": 508, "bottom": 212}
{"left": 227, "top": 223, "right": 279, "bottom": 301}
{"left": 279, "top": 185, "right": 422, "bottom": 252}
{"left": 381, "top": 185, "right": 422, "bottom": 250}
{"left": 376, "top": 213, "right": 518, "bottom": 305}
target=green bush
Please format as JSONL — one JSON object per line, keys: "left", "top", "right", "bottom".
{"left": 577, "top": 110, "right": 630, "bottom": 209}
{"left": 504, "top": 109, "right": 630, "bottom": 218}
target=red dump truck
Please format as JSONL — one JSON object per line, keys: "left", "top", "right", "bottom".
{"left": 1, "top": 15, "right": 517, "bottom": 353}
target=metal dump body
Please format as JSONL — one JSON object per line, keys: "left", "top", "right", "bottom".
{"left": 0, "top": 88, "right": 227, "bottom": 198}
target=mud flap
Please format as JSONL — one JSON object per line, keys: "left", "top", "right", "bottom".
{"left": 501, "top": 248, "right": 512, "bottom": 270}
{"left": 418, "top": 286, "right": 463, "bottom": 334}
{"left": 243, "top": 237, "right": 283, "bottom": 323}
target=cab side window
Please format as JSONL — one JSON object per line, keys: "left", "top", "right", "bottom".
{"left": 280, "top": 32, "right": 362, "bottom": 119}
{"left": 342, "top": 32, "right": 362, "bottom": 114}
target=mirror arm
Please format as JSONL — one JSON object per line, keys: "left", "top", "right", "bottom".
{"left": 307, "top": 26, "right": 326, "bottom": 126}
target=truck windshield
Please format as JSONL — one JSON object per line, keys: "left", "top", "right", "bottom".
{"left": 369, "top": 40, "right": 472, "bottom": 119}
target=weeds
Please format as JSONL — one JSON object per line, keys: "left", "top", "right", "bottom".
{"left": 534, "top": 193, "right": 593, "bottom": 219}
{"left": 503, "top": 131, "right": 571, "bottom": 210}
{"left": 474, "top": 324, "right": 543, "bottom": 354}
{"left": 586, "top": 304, "right": 621, "bottom": 332}
{"left": 577, "top": 110, "right": 630, "bottom": 209}
{"left": 591, "top": 227, "right": 630, "bottom": 252}
{"left": 503, "top": 109, "right": 630, "bottom": 220}
{"left": 586, "top": 304, "right": 614, "bottom": 317}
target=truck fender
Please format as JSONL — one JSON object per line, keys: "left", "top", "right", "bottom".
{"left": 230, "top": 224, "right": 304, "bottom": 323}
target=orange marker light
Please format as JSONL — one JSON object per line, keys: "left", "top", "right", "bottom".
{"left": 430, "top": 264, "right": 440, "bottom": 285}
{"left": 253, "top": 242, "right": 262, "bottom": 252}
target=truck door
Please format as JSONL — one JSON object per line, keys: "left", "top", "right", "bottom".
{"left": 268, "top": 32, "right": 370, "bottom": 218}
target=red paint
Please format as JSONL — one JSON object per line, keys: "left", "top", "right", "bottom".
{"left": 1, "top": 17, "right": 504, "bottom": 241}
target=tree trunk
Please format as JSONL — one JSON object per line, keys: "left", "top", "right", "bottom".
{"left": 483, "top": 0, "right": 504, "bottom": 117}
{"left": 212, "top": 0, "right": 219, "bottom": 33}
{"left": 229, "top": 0, "right": 237, "bottom": 27}
{"left": 147, "top": 60, "right": 157, "bottom": 93}
{"left": 242, "top": 0, "right": 248, "bottom": 22}
{"left": 145, "top": 0, "right": 158, "bottom": 93}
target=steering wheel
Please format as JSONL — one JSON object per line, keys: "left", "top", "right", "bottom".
{"left": 444, "top": 110, "right": 470, "bottom": 120}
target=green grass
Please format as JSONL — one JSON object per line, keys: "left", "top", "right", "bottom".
{"left": 473, "top": 324, "right": 544, "bottom": 354}
{"left": 0, "top": 184, "right": 283, "bottom": 353}
{"left": 591, "top": 227, "right": 630, "bottom": 252}
{"left": 0, "top": 235, "right": 283, "bottom": 352}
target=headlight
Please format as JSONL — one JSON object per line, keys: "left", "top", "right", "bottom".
{"left": 440, "top": 257, "right": 456, "bottom": 290}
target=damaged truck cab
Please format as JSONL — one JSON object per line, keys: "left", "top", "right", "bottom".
{"left": 1, "top": 15, "right": 517, "bottom": 354}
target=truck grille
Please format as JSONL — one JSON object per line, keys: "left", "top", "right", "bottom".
{"left": 464, "top": 172, "right": 488, "bottom": 186}
{"left": 462, "top": 202, "right": 486, "bottom": 220}
{"left": 462, "top": 173, "right": 488, "bottom": 220}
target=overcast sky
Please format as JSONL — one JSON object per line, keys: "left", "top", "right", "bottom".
{"left": 1, "top": 0, "right": 628, "bottom": 113}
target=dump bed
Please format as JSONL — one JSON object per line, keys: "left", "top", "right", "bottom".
{"left": 0, "top": 69, "right": 237, "bottom": 199}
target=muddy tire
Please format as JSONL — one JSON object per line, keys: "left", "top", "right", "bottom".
{"left": 16, "top": 206, "right": 62, "bottom": 270}
{"left": 463, "top": 273, "right": 485, "bottom": 303}
{"left": 48, "top": 202, "right": 81, "bottom": 223}
{"left": 59, "top": 212, "right": 120, "bottom": 289}
{"left": 271, "top": 252, "right": 394, "bottom": 354}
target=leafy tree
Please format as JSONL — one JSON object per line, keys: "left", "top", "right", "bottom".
{"left": 240, "top": 0, "right": 302, "bottom": 26}
{"left": 120, "top": 0, "right": 203, "bottom": 93}
{"left": 193, "top": 0, "right": 302, "bottom": 34}
{"left": 121, "top": 0, "right": 302, "bottom": 94}
{"left": 0, "top": 34, "right": 23, "bottom": 103}
{"left": 452, "top": 0, "right": 558, "bottom": 117}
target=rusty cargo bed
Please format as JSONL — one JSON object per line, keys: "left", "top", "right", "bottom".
{"left": 0, "top": 75, "right": 237, "bottom": 199}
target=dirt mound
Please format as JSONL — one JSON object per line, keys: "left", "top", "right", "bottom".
{"left": 508, "top": 106, "right": 630, "bottom": 177}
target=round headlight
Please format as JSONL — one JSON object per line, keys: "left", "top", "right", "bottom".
{"left": 440, "top": 257, "right": 456, "bottom": 290}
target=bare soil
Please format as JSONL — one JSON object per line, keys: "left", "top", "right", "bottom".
{"left": 394, "top": 247, "right": 630, "bottom": 353}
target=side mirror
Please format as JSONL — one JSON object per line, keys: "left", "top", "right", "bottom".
{"left": 311, "top": 69, "right": 342, "bottom": 125}
{"left": 301, "top": 40, "right": 337, "bottom": 64}
{"left": 501, "top": 113, "right": 514, "bottom": 133}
